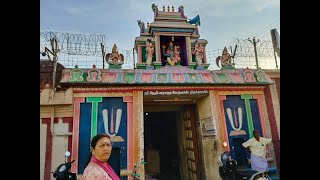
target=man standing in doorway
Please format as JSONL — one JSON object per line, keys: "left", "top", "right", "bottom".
{"left": 242, "top": 129, "right": 272, "bottom": 172}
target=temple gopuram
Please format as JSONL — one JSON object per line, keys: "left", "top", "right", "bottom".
{"left": 40, "top": 4, "right": 280, "bottom": 180}
{"left": 135, "top": 4, "right": 209, "bottom": 70}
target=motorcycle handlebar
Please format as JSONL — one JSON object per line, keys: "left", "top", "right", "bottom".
{"left": 66, "top": 160, "right": 75, "bottom": 166}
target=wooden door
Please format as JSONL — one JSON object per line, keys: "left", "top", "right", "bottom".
{"left": 183, "top": 107, "right": 200, "bottom": 180}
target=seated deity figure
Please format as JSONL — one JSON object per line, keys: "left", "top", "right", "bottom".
{"left": 215, "top": 47, "right": 232, "bottom": 68}
{"left": 192, "top": 40, "right": 204, "bottom": 66}
{"left": 145, "top": 39, "right": 154, "bottom": 65}
{"left": 162, "top": 41, "right": 181, "bottom": 66}
{"left": 106, "top": 44, "right": 124, "bottom": 65}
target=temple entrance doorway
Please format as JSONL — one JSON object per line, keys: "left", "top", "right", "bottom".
{"left": 144, "top": 111, "right": 180, "bottom": 180}
{"left": 144, "top": 102, "right": 202, "bottom": 180}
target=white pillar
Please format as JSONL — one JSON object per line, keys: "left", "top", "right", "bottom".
{"left": 186, "top": 36, "right": 192, "bottom": 63}
{"left": 155, "top": 35, "right": 160, "bottom": 63}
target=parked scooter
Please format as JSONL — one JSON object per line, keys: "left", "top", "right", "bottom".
{"left": 218, "top": 142, "right": 238, "bottom": 180}
{"left": 52, "top": 151, "right": 77, "bottom": 180}
{"left": 218, "top": 142, "right": 273, "bottom": 180}
{"left": 249, "top": 171, "right": 271, "bottom": 180}
{"left": 237, "top": 168, "right": 272, "bottom": 180}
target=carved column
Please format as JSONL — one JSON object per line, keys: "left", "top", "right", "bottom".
{"left": 138, "top": 46, "right": 142, "bottom": 63}
{"left": 123, "top": 96, "right": 133, "bottom": 176}
{"left": 186, "top": 36, "right": 192, "bottom": 63}
{"left": 203, "top": 48, "right": 207, "bottom": 63}
{"left": 155, "top": 35, "right": 160, "bottom": 63}
{"left": 132, "top": 91, "right": 145, "bottom": 179}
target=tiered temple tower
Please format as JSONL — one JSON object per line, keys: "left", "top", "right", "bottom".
{"left": 135, "top": 4, "right": 209, "bottom": 70}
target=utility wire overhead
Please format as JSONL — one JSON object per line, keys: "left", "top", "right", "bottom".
{"left": 247, "top": 18, "right": 280, "bottom": 38}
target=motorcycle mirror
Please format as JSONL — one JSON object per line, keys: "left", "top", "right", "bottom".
{"left": 65, "top": 151, "right": 71, "bottom": 157}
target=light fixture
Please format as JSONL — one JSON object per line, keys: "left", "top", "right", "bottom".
{"left": 44, "top": 37, "right": 59, "bottom": 63}
{"left": 223, "top": 141, "right": 227, "bottom": 147}
{"left": 172, "top": 36, "right": 174, "bottom": 41}
{"left": 42, "top": 37, "right": 60, "bottom": 94}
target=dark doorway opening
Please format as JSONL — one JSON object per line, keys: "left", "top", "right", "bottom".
{"left": 144, "top": 111, "right": 180, "bottom": 180}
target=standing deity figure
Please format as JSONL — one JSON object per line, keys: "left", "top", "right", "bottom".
{"left": 145, "top": 39, "right": 154, "bottom": 65}
{"left": 137, "top": 20, "right": 145, "bottom": 33}
{"left": 162, "top": 41, "right": 181, "bottom": 66}
{"left": 192, "top": 40, "right": 204, "bottom": 66}
{"left": 106, "top": 44, "right": 124, "bottom": 65}
{"left": 172, "top": 45, "right": 181, "bottom": 64}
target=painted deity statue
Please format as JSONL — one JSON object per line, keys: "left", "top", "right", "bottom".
{"left": 172, "top": 45, "right": 181, "bottom": 64}
{"left": 106, "top": 44, "right": 124, "bottom": 65}
{"left": 192, "top": 40, "right": 204, "bottom": 66}
{"left": 216, "top": 47, "right": 232, "bottom": 68}
{"left": 162, "top": 41, "right": 181, "bottom": 66}
{"left": 137, "top": 20, "right": 145, "bottom": 33}
{"left": 145, "top": 39, "right": 154, "bottom": 65}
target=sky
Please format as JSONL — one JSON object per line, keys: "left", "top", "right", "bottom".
{"left": 40, "top": 0, "right": 279, "bottom": 52}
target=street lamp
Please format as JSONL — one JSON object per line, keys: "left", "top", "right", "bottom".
{"left": 41, "top": 37, "right": 60, "bottom": 94}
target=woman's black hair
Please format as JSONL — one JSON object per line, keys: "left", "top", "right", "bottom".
{"left": 84, "top": 133, "right": 111, "bottom": 168}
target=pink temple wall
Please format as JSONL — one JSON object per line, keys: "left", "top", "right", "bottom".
{"left": 40, "top": 117, "right": 73, "bottom": 180}
{"left": 264, "top": 81, "right": 280, "bottom": 173}
{"left": 71, "top": 97, "right": 85, "bottom": 173}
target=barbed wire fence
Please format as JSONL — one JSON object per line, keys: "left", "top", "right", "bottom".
{"left": 40, "top": 31, "right": 135, "bottom": 69}
{"left": 206, "top": 37, "right": 280, "bottom": 70}
{"left": 40, "top": 31, "right": 279, "bottom": 70}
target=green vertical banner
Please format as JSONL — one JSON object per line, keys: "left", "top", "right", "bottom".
{"left": 241, "top": 94, "right": 254, "bottom": 138}
{"left": 87, "top": 97, "right": 103, "bottom": 139}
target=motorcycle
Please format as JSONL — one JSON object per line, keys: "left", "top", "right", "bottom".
{"left": 218, "top": 142, "right": 238, "bottom": 180}
{"left": 237, "top": 168, "right": 272, "bottom": 180}
{"left": 52, "top": 151, "right": 77, "bottom": 180}
{"left": 219, "top": 142, "right": 273, "bottom": 180}
{"left": 249, "top": 171, "right": 271, "bottom": 180}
